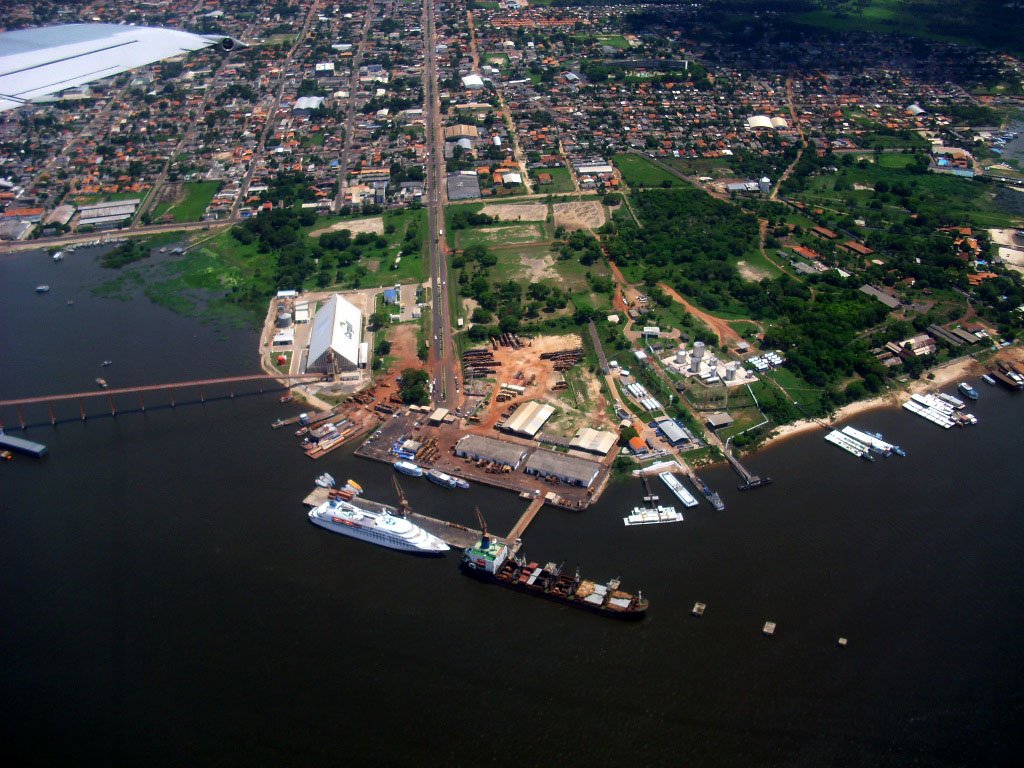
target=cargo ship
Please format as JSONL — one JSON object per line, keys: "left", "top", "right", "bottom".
{"left": 460, "top": 514, "right": 647, "bottom": 620}
{"left": 393, "top": 459, "right": 423, "bottom": 477}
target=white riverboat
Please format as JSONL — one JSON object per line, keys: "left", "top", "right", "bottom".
{"left": 308, "top": 498, "right": 449, "bottom": 555}
{"left": 658, "top": 472, "right": 699, "bottom": 508}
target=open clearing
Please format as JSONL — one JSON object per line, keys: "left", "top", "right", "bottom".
{"left": 553, "top": 201, "right": 606, "bottom": 231}
{"left": 480, "top": 202, "right": 547, "bottom": 221}
{"left": 736, "top": 260, "right": 773, "bottom": 282}
{"left": 308, "top": 216, "right": 384, "bottom": 238}
{"left": 520, "top": 251, "right": 559, "bottom": 282}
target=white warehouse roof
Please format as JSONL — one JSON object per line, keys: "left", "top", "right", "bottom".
{"left": 503, "top": 401, "right": 555, "bottom": 437}
{"left": 308, "top": 294, "right": 362, "bottom": 370}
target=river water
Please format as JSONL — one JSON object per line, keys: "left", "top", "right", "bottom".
{"left": 2, "top": 249, "right": 1022, "bottom": 766}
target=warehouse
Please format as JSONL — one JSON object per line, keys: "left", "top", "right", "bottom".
{"left": 524, "top": 450, "right": 601, "bottom": 488}
{"left": 568, "top": 427, "right": 618, "bottom": 456}
{"left": 454, "top": 434, "right": 528, "bottom": 469}
{"left": 502, "top": 401, "right": 555, "bottom": 438}
{"left": 306, "top": 294, "right": 363, "bottom": 373}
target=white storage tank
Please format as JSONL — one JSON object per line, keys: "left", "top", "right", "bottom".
{"left": 725, "top": 361, "right": 740, "bottom": 382}
{"left": 675, "top": 344, "right": 687, "bottom": 364}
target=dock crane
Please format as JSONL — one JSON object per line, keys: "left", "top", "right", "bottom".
{"left": 475, "top": 506, "right": 490, "bottom": 546}
{"left": 392, "top": 475, "right": 411, "bottom": 517}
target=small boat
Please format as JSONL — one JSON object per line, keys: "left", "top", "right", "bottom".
{"left": 393, "top": 459, "right": 423, "bottom": 478}
{"left": 315, "top": 472, "right": 336, "bottom": 488}
{"left": 981, "top": 374, "right": 996, "bottom": 385}
{"left": 101, "top": 360, "right": 113, "bottom": 367}
{"left": 66, "top": 300, "right": 74, "bottom": 306}
{"left": 52, "top": 251, "right": 64, "bottom": 262}
{"left": 35, "top": 285, "right": 50, "bottom": 293}
{"left": 958, "top": 382, "right": 979, "bottom": 400}
{"left": 453, "top": 477, "right": 470, "bottom": 489}
{"left": 342, "top": 479, "right": 363, "bottom": 495}
{"left": 280, "top": 394, "right": 294, "bottom": 403}
{"left": 95, "top": 378, "right": 108, "bottom": 389}
{"left": 1, "top": 449, "right": 13, "bottom": 461}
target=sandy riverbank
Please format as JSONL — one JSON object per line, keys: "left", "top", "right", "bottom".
{"left": 757, "top": 354, "right": 994, "bottom": 450}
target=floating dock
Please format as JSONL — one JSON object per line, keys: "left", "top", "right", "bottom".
{"left": 825, "top": 429, "right": 873, "bottom": 460}
{"left": 0, "top": 432, "right": 47, "bottom": 457}
{"left": 840, "top": 426, "right": 904, "bottom": 457}
{"left": 659, "top": 472, "right": 699, "bottom": 508}
{"left": 623, "top": 505, "right": 684, "bottom": 526}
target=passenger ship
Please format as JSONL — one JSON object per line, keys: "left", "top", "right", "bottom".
{"left": 308, "top": 498, "right": 449, "bottom": 555}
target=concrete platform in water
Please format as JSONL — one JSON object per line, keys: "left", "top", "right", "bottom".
{"left": 0, "top": 432, "right": 48, "bottom": 457}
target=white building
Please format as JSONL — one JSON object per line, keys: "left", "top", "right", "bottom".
{"left": 306, "top": 294, "right": 363, "bottom": 373}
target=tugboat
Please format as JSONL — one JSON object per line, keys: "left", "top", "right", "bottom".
{"left": 461, "top": 509, "right": 648, "bottom": 621}
{"left": 958, "top": 381, "right": 979, "bottom": 401}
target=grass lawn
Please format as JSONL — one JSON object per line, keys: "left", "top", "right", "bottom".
{"left": 612, "top": 154, "right": 682, "bottom": 189}
{"left": 71, "top": 190, "right": 150, "bottom": 206}
{"left": 151, "top": 181, "right": 221, "bottom": 223}
{"left": 761, "top": 366, "right": 824, "bottom": 415}
{"left": 455, "top": 223, "right": 547, "bottom": 250}
{"left": 533, "top": 166, "right": 576, "bottom": 193}
{"left": 482, "top": 53, "right": 509, "bottom": 67}
{"left": 268, "top": 350, "right": 292, "bottom": 373}
{"left": 855, "top": 132, "right": 929, "bottom": 150}
{"left": 665, "top": 156, "right": 733, "bottom": 178}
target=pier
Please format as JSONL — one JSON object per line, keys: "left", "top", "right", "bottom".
{"left": 723, "top": 446, "right": 772, "bottom": 491}
{"left": 0, "top": 373, "right": 322, "bottom": 430}
{"left": 0, "top": 432, "right": 47, "bottom": 457}
{"left": 506, "top": 494, "right": 546, "bottom": 545}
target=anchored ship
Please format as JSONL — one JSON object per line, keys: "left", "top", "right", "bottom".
{"left": 393, "top": 459, "right": 423, "bottom": 477}
{"left": 958, "top": 382, "right": 979, "bottom": 401}
{"left": 460, "top": 509, "right": 648, "bottom": 620}
{"left": 426, "top": 467, "right": 469, "bottom": 489}
{"left": 308, "top": 497, "right": 449, "bottom": 555}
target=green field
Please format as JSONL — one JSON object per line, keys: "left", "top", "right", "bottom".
{"left": 151, "top": 181, "right": 220, "bottom": 223}
{"left": 71, "top": 190, "right": 150, "bottom": 206}
{"left": 455, "top": 223, "right": 548, "bottom": 250}
{"left": 613, "top": 154, "right": 682, "bottom": 189}
{"left": 534, "top": 166, "right": 576, "bottom": 193}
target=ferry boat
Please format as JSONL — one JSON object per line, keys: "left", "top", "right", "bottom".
{"left": 393, "top": 459, "right": 423, "bottom": 478}
{"left": 308, "top": 498, "right": 449, "bottom": 555}
{"left": 461, "top": 535, "right": 648, "bottom": 620}
{"left": 426, "top": 468, "right": 458, "bottom": 489}
{"left": 958, "top": 382, "right": 979, "bottom": 400}
{"left": 624, "top": 505, "right": 684, "bottom": 526}
{"left": 35, "top": 285, "right": 50, "bottom": 293}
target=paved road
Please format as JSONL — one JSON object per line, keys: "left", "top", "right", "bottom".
{"left": 333, "top": 1, "right": 378, "bottom": 211}
{"left": 422, "top": 0, "right": 460, "bottom": 410}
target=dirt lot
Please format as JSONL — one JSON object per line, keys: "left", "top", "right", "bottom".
{"left": 553, "top": 201, "right": 606, "bottom": 231}
{"left": 736, "top": 260, "right": 772, "bottom": 282}
{"left": 308, "top": 216, "right": 384, "bottom": 238}
{"left": 520, "top": 251, "right": 559, "bottom": 282}
{"left": 480, "top": 202, "right": 547, "bottom": 221}
{"left": 463, "top": 333, "right": 614, "bottom": 435}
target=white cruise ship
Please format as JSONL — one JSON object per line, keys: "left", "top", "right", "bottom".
{"left": 308, "top": 498, "right": 449, "bottom": 555}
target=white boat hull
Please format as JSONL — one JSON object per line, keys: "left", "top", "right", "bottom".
{"left": 308, "top": 501, "right": 448, "bottom": 555}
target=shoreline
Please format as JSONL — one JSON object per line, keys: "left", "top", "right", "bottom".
{"left": 751, "top": 353, "right": 1001, "bottom": 453}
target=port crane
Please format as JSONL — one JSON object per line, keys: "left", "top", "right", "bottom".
{"left": 392, "top": 475, "right": 411, "bottom": 517}
{"left": 474, "top": 506, "right": 490, "bottom": 546}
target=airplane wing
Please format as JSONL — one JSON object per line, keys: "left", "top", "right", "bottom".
{"left": 0, "top": 23, "right": 239, "bottom": 111}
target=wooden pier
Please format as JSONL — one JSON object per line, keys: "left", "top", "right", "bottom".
{"left": 506, "top": 494, "right": 547, "bottom": 545}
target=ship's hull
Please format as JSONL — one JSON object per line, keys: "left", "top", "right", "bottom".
{"left": 426, "top": 470, "right": 457, "bottom": 489}
{"left": 308, "top": 511, "right": 446, "bottom": 556}
{"left": 459, "top": 561, "right": 647, "bottom": 620}
{"left": 393, "top": 461, "right": 423, "bottom": 477}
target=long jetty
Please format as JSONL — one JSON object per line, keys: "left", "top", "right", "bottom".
{"left": 506, "top": 494, "right": 546, "bottom": 545}
{"left": 0, "top": 373, "right": 322, "bottom": 429}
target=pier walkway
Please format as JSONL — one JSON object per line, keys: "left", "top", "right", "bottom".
{"left": 506, "top": 494, "right": 546, "bottom": 546}
{"left": 0, "top": 373, "right": 322, "bottom": 408}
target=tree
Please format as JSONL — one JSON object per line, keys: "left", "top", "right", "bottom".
{"left": 398, "top": 368, "right": 430, "bottom": 405}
